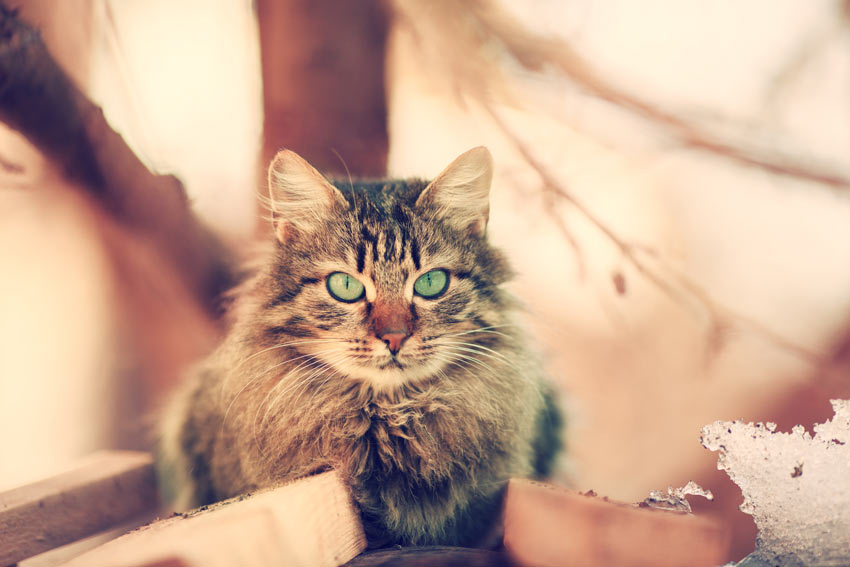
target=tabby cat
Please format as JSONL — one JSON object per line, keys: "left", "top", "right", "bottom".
{"left": 157, "top": 146, "right": 562, "bottom": 546}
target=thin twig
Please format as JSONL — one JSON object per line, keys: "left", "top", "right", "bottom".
{"left": 485, "top": 102, "right": 824, "bottom": 365}
{"left": 394, "top": 0, "right": 850, "bottom": 191}
{"left": 0, "top": 151, "right": 23, "bottom": 173}
{"left": 463, "top": 1, "right": 850, "bottom": 190}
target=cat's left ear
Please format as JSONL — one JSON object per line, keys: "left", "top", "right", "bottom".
{"left": 267, "top": 149, "right": 348, "bottom": 242}
{"left": 416, "top": 146, "right": 493, "bottom": 236}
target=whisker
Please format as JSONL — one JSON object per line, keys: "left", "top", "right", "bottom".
{"left": 220, "top": 338, "right": 343, "bottom": 401}
{"left": 255, "top": 359, "right": 326, "bottom": 426}
{"left": 437, "top": 346, "right": 499, "bottom": 369}
{"left": 441, "top": 324, "right": 517, "bottom": 340}
{"left": 253, "top": 351, "right": 352, "bottom": 458}
{"left": 220, "top": 346, "right": 345, "bottom": 436}
{"left": 435, "top": 349, "right": 497, "bottom": 375}
{"left": 437, "top": 353, "right": 478, "bottom": 375}
{"left": 258, "top": 349, "right": 351, "bottom": 428}
{"left": 289, "top": 357, "right": 347, "bottom": 412}
{"left": 253, "top": 348, "right": 348, "bottom": 422}
{"left": 438, "top": 341, "right": 513, "bottom": 364}
{"left": 236, "top": 338, "right": 342, "bottom": 369}
{"left": 260, "top": 359, "right": 334, "bottom": 426}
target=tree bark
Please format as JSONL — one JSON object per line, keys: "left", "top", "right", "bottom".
{"left": 257, "top": 0, "right": 390, "bottom": 179}
{"left": 0, "top": 4, "right": 233, "bottom": 314}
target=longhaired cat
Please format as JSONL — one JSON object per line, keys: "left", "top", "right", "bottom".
{"left": 157, "top": 146, "right": 562, "bottom": 546}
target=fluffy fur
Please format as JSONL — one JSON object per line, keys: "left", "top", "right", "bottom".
{"left": 157, "top": 147, "right": 562, "bottom": 546}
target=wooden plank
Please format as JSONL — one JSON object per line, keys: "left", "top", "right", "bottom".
{"left": 59, "top": 471, "right": 366, "bottom": 567}
{"left": 503, "top": 479, "right": 731, "bottom": 567}
{"left": 343, "top": 546, "right": 511, "bottom": 567}
{"left": 0, "top": 451, "right": 157, "bottom": 566}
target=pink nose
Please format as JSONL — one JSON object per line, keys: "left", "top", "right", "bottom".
{"left": 381, "top": 332, "right": 409, "bottom": 355}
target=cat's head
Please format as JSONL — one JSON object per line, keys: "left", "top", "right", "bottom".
{"left": 259, "top": 147, "right": 513, "bottom": 391}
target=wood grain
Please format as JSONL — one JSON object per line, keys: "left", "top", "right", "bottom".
{"left": 59, "top": 471, "right": 366, "bottom": 567}
{"left": 344, "top": 546, "right": 511, "bottom": 567}
{"left": 503, "top": 479, "right": 731, "bottom": 567}
{"left": 0, "top": 451, "right": 157, "bottom": 566}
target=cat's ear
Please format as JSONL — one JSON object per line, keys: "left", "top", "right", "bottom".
{"left": 415, "top": 146, "right": 493, "bottom": 236}
{"left": 267, "top": 149, "right": 348, "bottom": 242}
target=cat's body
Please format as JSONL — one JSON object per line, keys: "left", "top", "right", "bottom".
{"left": 158, "top": 147, "right": 562, "bottom": 546}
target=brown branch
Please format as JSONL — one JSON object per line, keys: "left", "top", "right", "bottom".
{"left": 469, "top": 1, "right": 850, "bottom": 190}
{"left": 394, "top": 0, "right": 850, "bottom": 190}
{"left": 0, "top": 151, "right": 23, "bottom": 173}
{"left": 485, "top": 103, "right": 824, "bottom": 365}
{"left": 0, "top": 4, "right": 233, "bottom": 313}
{"left": 394, "top": 1, "right": 833, "bottom": 365}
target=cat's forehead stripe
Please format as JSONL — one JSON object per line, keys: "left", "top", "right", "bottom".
{"left": 360, "top": 225, "right": 379, "bottom": 265}
{"left": 383, "top": 229, "right": 396, "bottom": 262}
{"left": 356, "top": 242, "right": 366, "bottom": 273}
{"left": 354, "top": 208, "right": 420, "bottom": 275}
{"left": 410, "top": 238, "right": 421, "bottom": 270}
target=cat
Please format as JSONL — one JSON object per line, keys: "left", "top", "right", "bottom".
{"left": 157, "top": 146, "right": 563, "bottom": 547}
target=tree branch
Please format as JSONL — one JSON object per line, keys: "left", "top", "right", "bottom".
{"left": 485, "top": 103, "right": 824, "bottom": 365}
{"left": 393, "top": 0, "right": 850, "bottom": 190}
{"left": 0, "top": 4, "right": 233, "bottom": 313}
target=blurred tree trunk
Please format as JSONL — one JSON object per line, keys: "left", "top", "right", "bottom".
{"left": 0, "top": 3, "right": 227, "bottom": 448}
{"left": 256, "top": 0, "right": 389, "bottom": 183}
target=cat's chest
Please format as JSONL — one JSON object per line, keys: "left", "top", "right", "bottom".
{"left": 339, "top": 399, "right": 484, "bottom": 482}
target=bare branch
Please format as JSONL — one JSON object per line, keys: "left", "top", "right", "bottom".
{"left": 485, "top": 102, "right": 824, "bottom": 365}
{"left": 0, "top": 4, "right": 233, "bottom": 313}
{"left": 394, "top": 0, "right": 850, "bottom": 190}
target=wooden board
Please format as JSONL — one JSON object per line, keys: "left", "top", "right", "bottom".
{"left": 343, "top": 546, "right": 510, "bottom": 567}
{"left": 2, "top": 450, "right": 731, "bottom": 567}
{"left": 58, "top": 471, "right": 366, "bottom": 567}
{"left": 0, "top": 451, "right": 157, "bottom": 566}
{"left": 503, "top": 479, "right": 731, "bottom": 567}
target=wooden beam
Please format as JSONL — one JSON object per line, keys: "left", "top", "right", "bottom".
{"left": 343, "top": 546, "right": 511, "bottom": 567}
{"left": 58, "top": 471, "right": 366, "bottom": 567}
{"left": 2, "top": 452, "right": 733, "bottom": 567}
{"left": 503, "top": 479, "right": 731, "bottom": 567}
{"left": 0, "top": 451, "right": 157, "bottom": 566}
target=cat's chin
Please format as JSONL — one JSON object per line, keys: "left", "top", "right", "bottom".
{"left": 346, "top": 361, "right": 442, "bottom": 393}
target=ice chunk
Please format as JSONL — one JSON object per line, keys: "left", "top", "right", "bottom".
{"left": 701, "top": 399, "right": 850, "bottom": 567}
{"left": 642, "top": 480, "right": 714, "bottom": 513}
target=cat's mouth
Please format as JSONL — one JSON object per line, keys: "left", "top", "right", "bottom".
{"left": 333, "top": 347, "right": 440, "bottom": 390}
{"left": 310, "top": 339, "right": 447, "bottom": 389}
{"left": 377, "top": 357, "right": 405, "bottom": 370}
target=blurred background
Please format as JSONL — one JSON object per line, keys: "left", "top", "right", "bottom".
{"left": 1, "top": 1, "right": 848, "bottom": 562}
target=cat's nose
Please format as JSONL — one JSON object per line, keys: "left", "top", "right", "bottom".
{"left": 380, "top": 331, "right": 409, "bottom": 355}
{"left": 370, "top": 299, "right": 414, "bottom": 356}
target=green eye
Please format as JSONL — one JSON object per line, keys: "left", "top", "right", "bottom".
{"left": 326, "top": 272, "right": 365, "bottom": 302}
{"left": 414, "top": 269, "right": 449, "bottom": 298}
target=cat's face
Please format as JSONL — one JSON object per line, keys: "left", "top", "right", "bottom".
{"left": 259, "top": 148, "right": 512, "bottom": 391}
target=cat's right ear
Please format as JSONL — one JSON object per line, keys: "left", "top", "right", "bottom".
{"left": 267, "top": 150, "right": 348, "bottom": 242}
{"left": 416, "top": 146, "right": 493, "bottom": 236}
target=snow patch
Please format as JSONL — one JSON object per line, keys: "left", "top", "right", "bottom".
{"left": 701, "top": 400, "right": 850, "bottom": 567}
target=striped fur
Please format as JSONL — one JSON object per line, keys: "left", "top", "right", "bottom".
{"left": 158, "top": 147, "right": 562, "bottom": 547}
